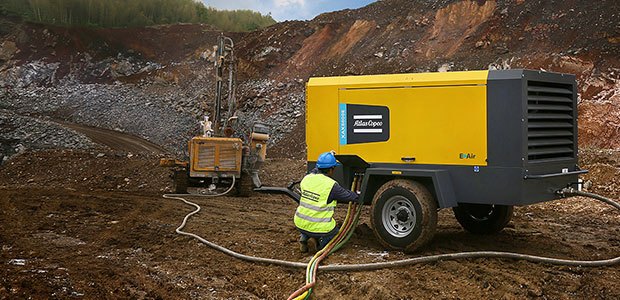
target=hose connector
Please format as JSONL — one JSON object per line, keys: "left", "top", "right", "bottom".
{"left": 556, "top": 186, "right": 577, "bottom": 198}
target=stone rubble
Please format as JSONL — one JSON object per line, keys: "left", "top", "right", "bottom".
{"left": 0, "top": 109, "right": 96, "bottom": 163}
{"left": 0, "top": 57, "right": 307, "bottom": 160}
{"left": 1, "top": 0, "right": 618, "bottom": 161}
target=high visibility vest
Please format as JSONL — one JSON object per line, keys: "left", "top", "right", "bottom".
{"left": 294, "top": 173, "right": 337, "bottom": 234}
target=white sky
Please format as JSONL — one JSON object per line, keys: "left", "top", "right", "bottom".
{"left": 202, "top": 0, "right": 375, "bottom": 21}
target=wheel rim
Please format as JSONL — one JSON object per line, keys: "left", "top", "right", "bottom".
{"left": 382, "top": 195, "right": 416, "bottom": 237}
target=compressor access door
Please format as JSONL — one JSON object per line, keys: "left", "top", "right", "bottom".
{"left": 337, "top": 85, "right": 488, "bottom": 166}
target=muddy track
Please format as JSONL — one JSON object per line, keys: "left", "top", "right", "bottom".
{"left": 1, "top": 151, "right": 619, "bottom": 299}
{"left": 62, "top": 122, "right": 168, "bottom": 154}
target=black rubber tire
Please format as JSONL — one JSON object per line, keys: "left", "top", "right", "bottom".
{"left": 173, "top": 170, "right": 188, "bottom": 194}
{"left": 370, "top": 179, "right": 438, "bottom": 252}
{"left": 235, "top": 173, "right": 253, "bottom": 197}
{"left": 452, "top": 204, "right": 514, "bottom": 234}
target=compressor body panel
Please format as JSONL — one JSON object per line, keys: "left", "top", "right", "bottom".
{"left": 306, "top": 69, "right": 582, "bottom": 207}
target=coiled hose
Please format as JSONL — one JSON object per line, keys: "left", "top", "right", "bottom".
{"left": 164, "top": 187, "right": 620, "bottom": 294}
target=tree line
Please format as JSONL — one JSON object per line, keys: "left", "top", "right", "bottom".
{"left": 0, "top": 0, "right": 276, "bottom": 31}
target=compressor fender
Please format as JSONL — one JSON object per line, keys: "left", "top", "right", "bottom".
{"left": 359, "top": 168, "right": 457, "bottom": 208}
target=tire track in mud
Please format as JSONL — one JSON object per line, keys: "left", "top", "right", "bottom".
{"left": 62, "top": 122, "right": 167, "bottom": 154}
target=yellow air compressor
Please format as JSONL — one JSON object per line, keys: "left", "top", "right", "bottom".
{"left": 306, "top": 69, "right": 584, "bottom": 251}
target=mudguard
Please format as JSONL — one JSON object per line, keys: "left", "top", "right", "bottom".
{"left": 360, "top": 168, "right": 457, "bottom": 208}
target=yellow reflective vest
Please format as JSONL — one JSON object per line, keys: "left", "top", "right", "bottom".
{"left": 294, "top": 173, "right": 337, "bottom": 233}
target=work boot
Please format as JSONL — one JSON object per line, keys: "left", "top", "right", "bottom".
{"left": 299, "top": 241, "right": 309, "bottom": 253}
{"left": 307, "top": 237, "right": 318, "bottom": 253}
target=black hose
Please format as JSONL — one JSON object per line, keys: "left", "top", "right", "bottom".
{"left": 561, "top": 188, "right": 620, "bottom": 210}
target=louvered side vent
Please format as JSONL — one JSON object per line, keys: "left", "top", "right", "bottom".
{"left": 218, "top": 145, "right": 238, "bottom": 170}
{"left": 197, "top": 145, "right": 216, "bottom": 169}
{"left": 527, "top": 81, "right": 575, "bottom": 163}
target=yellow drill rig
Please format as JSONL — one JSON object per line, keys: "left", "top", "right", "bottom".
{"left": 160, "top": 35, "right": 269, "bottom": 195}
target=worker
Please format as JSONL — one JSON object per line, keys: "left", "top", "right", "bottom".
{"left": 294, "top": 151, "right": 359, "bottom": 253}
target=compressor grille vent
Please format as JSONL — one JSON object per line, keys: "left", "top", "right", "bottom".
{"left": 527, "top": 81, "right": 575, "bottom": 163}
{"left": 218, "top": 146, "right": 238, "bottom": 169}
{"left": 197, "top": 145, "right": 216, "bottom": 169}
{"left": 195, "top": 142, "right": 239, "bottom": 171}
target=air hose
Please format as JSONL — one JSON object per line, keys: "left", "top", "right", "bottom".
{"left": 558, "top": 187, "right": 620, "bottom": 210}
{"left": 288, "top": 177, "right": 365, "bottom": 300}
{"left": 164, "top": 187, "right": 620, "bottom": 296}
{"left": 288, "top": 202, "right": 363, "bottom": 300}
{"left": 166, "top": 176, "right": 236, "bottom": 198}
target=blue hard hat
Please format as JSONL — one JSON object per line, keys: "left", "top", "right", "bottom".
{"left": 316, "top": 152, "right": 340, "bottom": 169}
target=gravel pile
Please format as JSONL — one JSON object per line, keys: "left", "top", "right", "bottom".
{"left": 235, "top": 78, "right": 305, "bottom": 146}
{"left": 0, "top": 58, "right": 307, "bottom": 157}
{"left": 0, "top": 109, "right": 96, "bottom": 163}
{"left": 7, "top": 83, "right": 199, "bottom": 150}
{"left": 0, "top": 60, "right": 60, "bottom": 88}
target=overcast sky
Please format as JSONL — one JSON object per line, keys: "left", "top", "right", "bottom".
{"left": 202, "top": 0, "right": 376, "bottom": 22}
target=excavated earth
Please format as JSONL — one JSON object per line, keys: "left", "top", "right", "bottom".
{"left": 1, "top": 0, "right": 620, "bottom": 298}
{"left": 0, "top": 147, "right": 619, "bottom": 299}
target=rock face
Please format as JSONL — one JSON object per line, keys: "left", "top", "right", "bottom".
{"left": 0, "top": 41, "right": 18, "bottom": 61}
{"left": 0, "top": 0, "right": 619, "bottom": 161}
{"left": 579, "top": 70, "right": 620, "bottom": 149}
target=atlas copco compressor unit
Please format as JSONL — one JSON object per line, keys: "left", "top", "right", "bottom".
{"left": 306, "top": 69, "right": 585, "bottom": 252}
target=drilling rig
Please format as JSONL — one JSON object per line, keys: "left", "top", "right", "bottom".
{"left": 160, "top": 35, "right": 269, "bottom": 195}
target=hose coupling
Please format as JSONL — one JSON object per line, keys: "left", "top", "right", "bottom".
{"left": 556, "top": 186, "right": 577, "bottom": 197}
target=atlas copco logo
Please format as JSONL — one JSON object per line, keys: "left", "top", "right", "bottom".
{"left": 353, "top": 118, "right": 383, "bottom": 130}
{"left": 339, "top": 104, "right": 390, "bottom": 145}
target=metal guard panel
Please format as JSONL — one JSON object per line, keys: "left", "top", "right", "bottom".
{"left": 190, "top": 137, "right": 242, "bottom": 176}
{"left": 306, "top": 70, "right": 489, "bottom": 164}
{"left": 189, "top": 170, "right": 239, "bottom": 178}
{"left": 363, "top": 168, "right": 457, "bottom": 208}
{"left": 337, "top": 85, "right": 487, "bottom": 166}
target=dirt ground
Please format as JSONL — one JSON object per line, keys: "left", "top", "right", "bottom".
{"left": 1, "top": 148, "right": 619, "bottom": 299}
